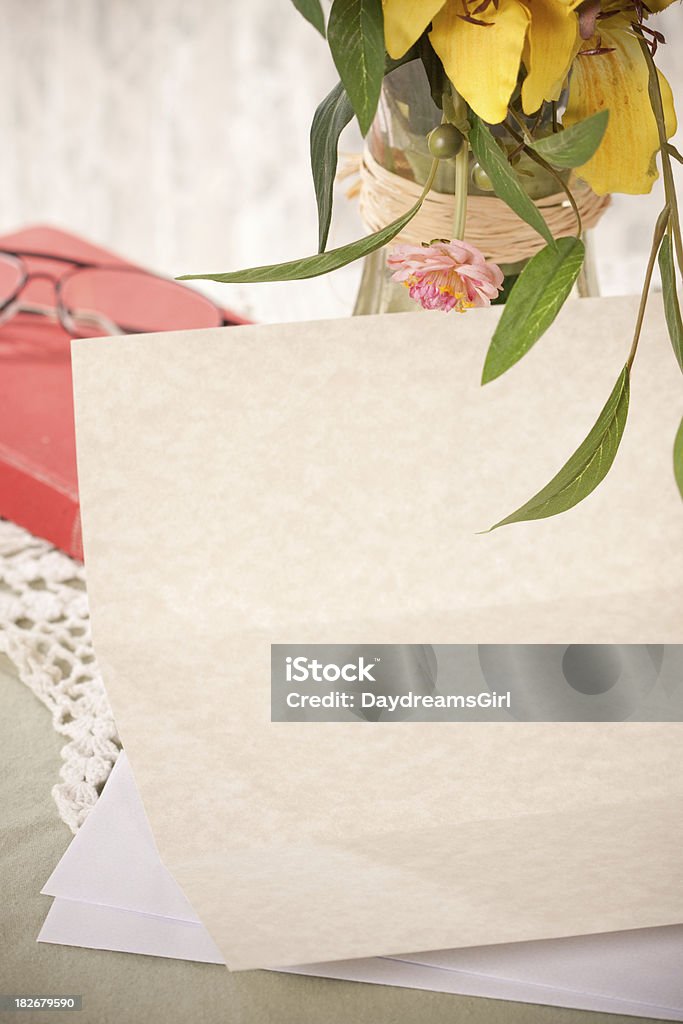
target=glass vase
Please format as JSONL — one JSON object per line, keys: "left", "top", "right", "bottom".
{"left": 353, "top": 61, "right": 598, "bottom": 315}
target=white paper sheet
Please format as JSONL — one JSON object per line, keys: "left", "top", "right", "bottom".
{"left": 43, "top": 755, "right": 196, "bottom": 922}
{"left": 39, "top": 898, "right": 224, "bottom": 965}
{"left": 38, "top": 898, "right": 683, "bottom": 1020}
{"left": 39, "top": 754, "right": 683, "bottom": 1021}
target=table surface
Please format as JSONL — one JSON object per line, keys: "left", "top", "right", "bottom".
{"left": 0, "top": 655, "right": 667, "bottom": 1024}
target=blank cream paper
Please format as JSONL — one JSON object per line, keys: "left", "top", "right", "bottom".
{"left": 71, "top": 296, "right": 683, "bottom": 970}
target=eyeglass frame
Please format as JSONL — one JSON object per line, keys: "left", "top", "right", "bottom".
{"left": 0, "top": 248, "right": 236, "bottom": 336}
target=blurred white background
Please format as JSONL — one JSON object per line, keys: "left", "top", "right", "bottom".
{"left": 0, "top": 0, "right": 681, "bottom": 323}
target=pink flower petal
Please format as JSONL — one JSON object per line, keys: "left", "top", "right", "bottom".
{"left": 388, "top": 238, "right": 503, "bottom": 313}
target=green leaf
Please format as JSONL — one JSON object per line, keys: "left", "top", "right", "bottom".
{"left": 310, "top": 56, "right": 414, "bottom": 254}
{"left": 327, "top": 0, "right": 385, "bottom": 136}
{"left": 310, "top": 82, "right": 354, "bottom": 253}
{"left": 469, "top": 114, "right": 554, "bottom": 248}
{"left": 487, "top": 367, "right": 630, "bottom": 530}
{"left": 482, "top": 237, "right": 585, "bottom": 383}
{"left": 674, "top": 417, "right": 683, "bottom": 501}
{"left": 530, "top": 111, "right": 609, "bottom": 168}
{"left": 658, "top": 232, "right": 683, "bottom": 374}
{"left": 417, "top": 37, "right": 446, "bottom": 111}
{"left": 291, "top": 0, "right": 326, "bottom": 35}
{"left": 177, "top": 188, "right": 427, "bottom": 284}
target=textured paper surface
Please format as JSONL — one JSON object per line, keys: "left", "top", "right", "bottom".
{"left": 71, "top": 297, "right": 683, "bottom": 969}
{"left": 38, "top": 752, "right": 683, "bottom": 1021}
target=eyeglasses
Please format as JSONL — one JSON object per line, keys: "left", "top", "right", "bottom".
{"left": 0, "top": 249, "right": 236, "bottom": 337}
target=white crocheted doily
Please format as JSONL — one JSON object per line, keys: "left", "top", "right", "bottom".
{"left": 0, "top": 518, "right": 120, "bottom": 832}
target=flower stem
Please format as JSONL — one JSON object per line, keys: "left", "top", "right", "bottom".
{"left": 636, "top": 32, "right": 683, "bottom": 275}
{"left": 627, "top": 204, "right": 670, "bottom": 371}
{"left": 551, "top": 101, "right": 558, "bottom": 133}
{"left": 506, "top": 120, "right": 582, "bottom": 236}
{"left": 422, "top": 157, "right": 439, "bottom": 197}
{"left": 452, "top": 141, "right": 468, "bottom": 240}
{"left": 448, "top": 86, "right": 469, "bottom": 241}
{"left": 507, "top": 105, "right": 532, "bottom": 145}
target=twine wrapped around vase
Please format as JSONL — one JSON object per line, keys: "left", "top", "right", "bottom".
{"left": 341, "top": 147, "right": 611, "bottom": 265}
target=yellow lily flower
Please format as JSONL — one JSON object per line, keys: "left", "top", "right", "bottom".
{"left": 564, "top": 15, "right": 677, "bottom": 194}
{"left": 383, "top": 0, "right": 581, "bottom": 124}
{"left": 383, "top": 0, "right": 447, "bottom": 58}
{"left": 383, "top": 0, "right": 678, "bottom": 195}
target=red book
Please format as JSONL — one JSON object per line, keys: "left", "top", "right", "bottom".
{"left": 0, "top": 225, "right": 248, "bottom": 560}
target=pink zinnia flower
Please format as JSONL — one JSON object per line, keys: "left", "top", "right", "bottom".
{"left": 388, "top": 239, "right": 504, "bottom": 313}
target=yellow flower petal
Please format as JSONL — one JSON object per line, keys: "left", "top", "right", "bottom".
{"left": 564, "top": 18, "right": 678, "bottom": 194}
{"left": 520, "top": 0, "right": 579, "bottom": 114}
{"left": 382, "top": 0, "right": 447, "bottom": 58}
{"left": 430, "top": 0, "right": 530, "bottom": 125}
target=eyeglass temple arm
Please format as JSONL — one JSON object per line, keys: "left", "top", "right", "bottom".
{"left": 0, "top": 300, "right": 123, "bottom": 336}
